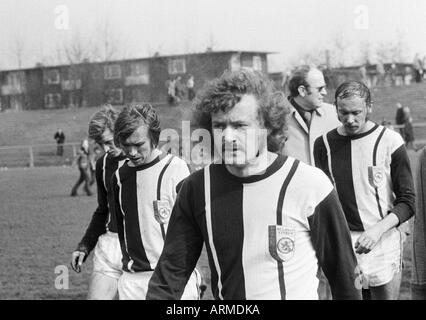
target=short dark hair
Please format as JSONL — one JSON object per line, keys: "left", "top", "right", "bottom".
{"left": 334, "top": 81, "right": 371, "bottom": 107}
{"left": 288, "top": 65, "right": 313, "bottom": 98}
{"left": 114, "top": 104, "right": 161, "bottom": 148}
{"left": 192, "top": 68, "right": 290, "bottom": 152}
{"left": 88, "top": 104, "right": 119, "bottom": 142}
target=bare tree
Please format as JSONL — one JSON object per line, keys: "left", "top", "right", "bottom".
{"left": 10, "top": 32, "right": 26, "bottom": 69}
{"left": 95, "top": 18, "right": 129, "bottom": 61}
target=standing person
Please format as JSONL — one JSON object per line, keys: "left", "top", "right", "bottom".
{"left": 110, "top": 104, "right": 200, "bottom": 300}
{"left": 395, "top": 103, "right": 405, "bottom": 137}
{"left": 70, "top": 138, "right": 93, "bottom": 196}
{"left": 314, "top": 81, "right": 415, "bottom": 300}
{"left": 146, "top": 69, "right": 361, "bottom": 300}
{"left": 70, "top": 105, "right": 126, "bottom": 299}
{"left": 186, "top": 74, "right": 196, "bottom": 101}
{"left": 54, "top": 128, "right": 65, "bottom": 156}
{"left": 413, "top": 53, "right": 423, "bottom": 83}
{"left": 281, "top": 64, "right": 341, "bottom": 299}
{"left": 281, "top": 65, "right": 340, "bottom": 166}
{"left": 166, "top": 77, "right": 176, "bottom": 105}
{"left": 411, "top": 147, "right": 426, "bottom": 299}
{"left": 403, "top": 106, "right": 415, "bottom": 150}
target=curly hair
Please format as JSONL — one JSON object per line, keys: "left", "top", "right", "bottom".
{"left": 192, "top": 69, "right": 290, "bottom": 152}
{"left": 114, "top": 103, "right": 161, "bottom": 148}
{"left": 88, "top": 104, "right": 119, "bottom": 142}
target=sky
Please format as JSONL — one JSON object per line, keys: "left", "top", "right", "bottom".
{"left": 1, "top": 0, "right": 426, "bottom": 72}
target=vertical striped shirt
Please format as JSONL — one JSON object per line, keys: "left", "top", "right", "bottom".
{"left": 111, "top": 152, "right": 190, "bottom": 272}
{"left": 147, "top": 154, "right": 360, "bottom": 300}
{"left": 314, "top": 124, "right": 415, "bottom": 232}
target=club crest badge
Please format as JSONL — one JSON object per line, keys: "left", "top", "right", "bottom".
{"left": 268, "top": 225, "right": 296, "bottom": 262}
{"left": 368, "top": 166, "right": 385, "bottom": 188}
{"left": 153, "top": 200, "right": 171, "bottom": 224}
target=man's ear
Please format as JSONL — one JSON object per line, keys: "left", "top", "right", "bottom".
{"left": 298, "top": 85, "right": 306, "bottom": 97}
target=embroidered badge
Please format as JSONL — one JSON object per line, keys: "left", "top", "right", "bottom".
{"left": 268, "top": 225, "right": 296, "bottom": 262}
{"left": 153, "top": 200, "right": 171, "bottom": 224}
{"left": 368, "top": 166, "right": 385, "bottom": 188}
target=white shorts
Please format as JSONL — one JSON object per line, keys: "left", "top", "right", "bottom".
{"left": 92, "top": 231, "right": 123, "bottom": 280}
{"left": 351, "top": 227, "right": 403, "bottom": 287}
{"left": 118, "top": 269, "right": 201, "bottom": 300}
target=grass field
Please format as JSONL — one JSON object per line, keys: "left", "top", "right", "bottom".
{"left": 0, "top": 150, "right": 420, "bottom": 300}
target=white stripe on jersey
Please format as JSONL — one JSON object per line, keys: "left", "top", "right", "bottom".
{"left": 116, "top": 169, "right": 134, "bottom": 272}
{"left": 204, "top": 165, "right": 224, "bottom": 300}
{"left": 322, "top": 133, "right": 336, "bottom": 187}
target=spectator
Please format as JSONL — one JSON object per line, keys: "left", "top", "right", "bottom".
{"left": 395, "top": 102, "right": 405, "bottom": 137}
{"left": 70, "top": 138, "right": 93, "bottom": 196}
{"left": 175, "top": 76, "right": 184, "bottom": 103}
{"left": 413, "top": 53, "right": 423, "bottom": 83}
{"left": 54, "top": 128, "right": 66, "bottom": 156}
{"left": 186, "top": 74, "right": 196, "bottom": 101}
{"left": 166, "top": 77, "right": 176, "bottom": 105}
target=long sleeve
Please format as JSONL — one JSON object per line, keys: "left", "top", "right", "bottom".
{"left": 308, "top": 189, "right": 362, "bottom": 300}
{"left": 76, "top": 156, "right": 109, "bottom": 255}
{"left": 147, "top": 178, "right": 204, "bottom": 300}
{"left": 390, "top": 145, "right": 415, "bottom": 224}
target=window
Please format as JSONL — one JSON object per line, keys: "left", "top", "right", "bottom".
{"left": 44, "top": 93, "right": 61, "bottom": 109}
{"left": 44, "top": 69, "right": 60, "bottom": 84}
{"left": 125, "top": 62, "right": 150, "bottom": 85}
{"left": 105, "top": 88, "right": 123, "bottom": 104}
{"left": 104, "top": 64, "right": 122, "bottom": 79}
{"left": 253, "top": 56, "right": 262, "bottom": 71}
{"left": 7, "top": 72, "right": 25, "bottom": 86}
{"left": 229, "top": 54, "right": 241, "bottom": 71}
{"left": 130, "top": 62, "right": 149, "bottom": 76}
{"left": 168, "top": 58, "right": 186, "bottom": 75}
{"left": 241, "top": 56, "right": 253, "bottom": 69}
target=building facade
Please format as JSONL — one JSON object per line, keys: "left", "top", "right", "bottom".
{"left": 0, "top": 51, "right": 269, "bottom": 111}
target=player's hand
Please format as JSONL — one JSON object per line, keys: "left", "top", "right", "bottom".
{"left": 70, "top": 251, "right": 87, "bottom": 273}
{"left": 354, "top": 226, "right": 383, "bottom": 254}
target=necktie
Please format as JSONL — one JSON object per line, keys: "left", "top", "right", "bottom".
{"left": 304, "top": 111, "right": 312, "bottom": 128}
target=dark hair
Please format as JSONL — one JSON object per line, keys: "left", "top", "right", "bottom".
{"left": 288, "top": 65, "right": 312, "bottom": 98}
{"left": 334, "top": 81, "right": 371, "bottom": 107}
{"left": 114, "top": 103, "right": 161, "bottom": 148}
{"left": 88, "top": 104, "right": 119, "bottom": 142}
{"left": 192, "top": 68, "right": 290, "bottom": 152}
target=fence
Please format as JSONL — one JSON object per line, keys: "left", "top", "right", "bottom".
{"left": 1, "top": 123, "right": 426, "bottom": 168}
{"left": 0, "top": 142, "right": 81, "bottom": 168}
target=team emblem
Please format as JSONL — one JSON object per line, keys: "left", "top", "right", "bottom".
{"left": 368, "top": 166, "right": 385, "bottom": 188}
{"left": 153, "top": 200, "right": 171, "bottom": 224}
{"left": 269, "top": 225, "right": 296, "bottom": 262}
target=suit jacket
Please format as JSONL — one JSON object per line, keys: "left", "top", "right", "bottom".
{"left": 281, "top": 101, "right": 340, "bottom": 165}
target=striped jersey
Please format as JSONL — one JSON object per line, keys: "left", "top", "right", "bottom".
{"left": 77, "top": 152, "right": 126, "bottom": 255}
{"left": 313, "top": 123, "right": 415, "bottom": 232}
{"left": 111, "top": 152, "right": 190, "bottom": 273}
{"left": 147, "top": 154, "right": 360, "bottom": 300}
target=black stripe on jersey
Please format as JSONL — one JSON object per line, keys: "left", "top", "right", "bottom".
{"left": 276, "top": 158, "right": 299, "bottom": 300}
{"left": 157, "top": 155, "right": 174, "bottom": 240}
{"left": 328, "top": 131, "right": 364, "bottom": 231}
{"left": 209, "top": 164, "right": 246, "bottom": 299}
{"left": 119, "top": 167, "right": 151, "bottom": 272}
{"left": 373, "top": 127, "right": 386, "bottom": 219}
